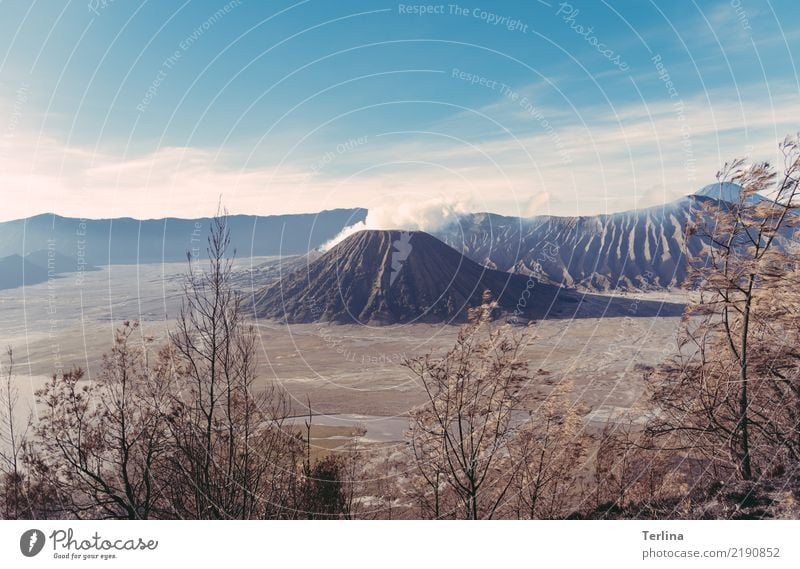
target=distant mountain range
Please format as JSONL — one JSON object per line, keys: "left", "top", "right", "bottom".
{"left": 254, "top": 230, "right": 683, "bottom": 325}
{"left": 1, "top": 183, "right": 779, "bottom": 294}
{"left": 434, "top": 194, "right": 707, "bottom": 291}
{"left": 433, "top": 183, "right": 788, "bottom": 292}
{"left": 0, "top": 209, "right": 367, "bottom": 264}
{"left": 0, "top": 209, "right": 365, "bottom": 291}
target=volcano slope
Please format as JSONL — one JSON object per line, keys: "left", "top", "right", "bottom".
{"left": 435, "top": 184, "right": 795, "bottom": 292}
{"left": 254, "top": 230, "right": 682, "bottom": 325}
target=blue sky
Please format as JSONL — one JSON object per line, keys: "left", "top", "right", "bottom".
{"left": 0, "top": 0, "right": 798, "bottom": 221}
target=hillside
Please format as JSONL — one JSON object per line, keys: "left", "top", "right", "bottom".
{"left": 435, "top": 195, "right": 715, "bottom": 291}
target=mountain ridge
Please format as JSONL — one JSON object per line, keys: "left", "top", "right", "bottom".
{"left": 5, "top": 189, "right": 776, "bottom": 293}
{"left": 432, "top": 195, "right": 711, "bottom": 291}
{"left": 254, "top": 230, "right": 683, "bottom": 325}
{"left": 0, "top": 208, "right": 368, "bottom": 264}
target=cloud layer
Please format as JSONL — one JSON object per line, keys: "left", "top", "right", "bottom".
{"left": 1, "top": 85, "right": 798, "bottom": 222}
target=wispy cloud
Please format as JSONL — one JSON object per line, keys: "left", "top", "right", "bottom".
{"left": 1, "top": 80, "right": 798, "bottom": 222}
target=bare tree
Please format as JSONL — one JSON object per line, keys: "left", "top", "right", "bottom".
{"left": 403, "top": 304, "right": 531, "bottom": 519}
{"left": 405, "top": 419, "right": 453, "bottom": 519}
{"left": 647, "top": 135, "right": 800, "bottom": 480}
{"left": 0, "top": 347, "right": 30, "bottom": 519}
{"left": 29, "top": 323, "right": 174, "bottom": 519}
{"left": 166, "top": 209, "right": 299, "bottom": 519}
{"left": 508, "top": 381, "right": 588, "bottom": 519}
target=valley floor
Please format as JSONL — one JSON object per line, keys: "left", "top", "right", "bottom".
{"left": 0, "top": 259, "right": 686, "bottom": 445}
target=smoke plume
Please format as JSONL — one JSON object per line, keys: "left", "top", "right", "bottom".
{"left": 320, "top": 197, "right": 470, "bottom": 251}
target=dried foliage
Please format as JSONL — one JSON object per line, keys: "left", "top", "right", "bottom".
{"left": 404, "top": 299, "right": 591, "bottom": 519}
{"left": 506, "top": 380, "right": 588, "bottom": 519}
{"left": 646, "top": 135, "right": 800, "bottom": 481}
{"left": 590, "top": 418, "right": 691, "bottom": 518}
{"left": 29, "top": 324, "right": 174, "bottom": 519}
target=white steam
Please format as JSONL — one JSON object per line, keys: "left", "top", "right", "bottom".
{"left": 320, "top": 198, "right": 471, "bottom": 252}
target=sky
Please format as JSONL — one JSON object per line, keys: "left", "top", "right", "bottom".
{"left": 0, "top": 0, "right": 799, "bottom": 221}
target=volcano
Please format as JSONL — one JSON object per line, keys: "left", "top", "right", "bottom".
{"left": 254, "top": 230, "right": 682, "bottom": 325}
{"left": 254, "top": 230, "right": 574, "bottom": 324}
